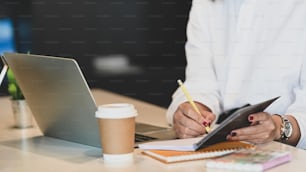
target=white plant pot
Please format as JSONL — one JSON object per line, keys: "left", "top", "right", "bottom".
{"left": 11, "top": 100, "right": 33, "bottom": 128}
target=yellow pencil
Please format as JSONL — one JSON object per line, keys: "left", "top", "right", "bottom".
{"left": 177, "top": 79, "right": 211, "bottom": 132}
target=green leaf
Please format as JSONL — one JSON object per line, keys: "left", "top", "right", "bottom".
{"left": 7, "top": 68, "right": 17, "bottom": 84}
{"left": 7, "top": 68, "right": 24, "bottom": 100}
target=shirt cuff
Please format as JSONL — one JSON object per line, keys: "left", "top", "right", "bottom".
{"left": 288, "top": 112, "right": 306, "bottom": 149}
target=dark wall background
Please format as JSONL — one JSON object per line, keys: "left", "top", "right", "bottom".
{"left": 0, "top": 0, "right": 191, "bottom": 107}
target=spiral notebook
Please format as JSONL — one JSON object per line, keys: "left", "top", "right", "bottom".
{"left": 141, "top": 141, "right": 255, "bottom": 163}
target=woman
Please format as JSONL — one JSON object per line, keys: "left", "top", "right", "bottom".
{"left": 167, "top": 0, "right": 306, "bottom": 149}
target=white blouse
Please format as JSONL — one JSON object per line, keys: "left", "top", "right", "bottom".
{"left": 167, "top": 0, "right": 306, "bottom": 149}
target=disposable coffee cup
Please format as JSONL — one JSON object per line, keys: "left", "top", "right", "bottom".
{"left": 95, "top": 103, "right": 137, "bottom": 163}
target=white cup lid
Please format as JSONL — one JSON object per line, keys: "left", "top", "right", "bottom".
{"left": 95, "top": 103, "right": 138, "bottom": 119}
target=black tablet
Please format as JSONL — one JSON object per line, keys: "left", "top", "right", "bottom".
{"left": 195, "top": 97, "right": 279, "bottom": 150}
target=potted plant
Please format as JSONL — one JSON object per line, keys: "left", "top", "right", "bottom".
{"left": 7, "top": 68, "right": 32, "bottom": 128}
{"left": 7, "top": 68, "right": 24, "bottom": 100}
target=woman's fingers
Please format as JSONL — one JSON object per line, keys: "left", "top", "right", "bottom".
{"left": 178, "top": 103, "right": 209, "bottom": 126}
{"left": 173, "top": 109, "right": 206, "bottom": 138}
{"left": 227, "top": 112, "right": 277, "bottom": 144}
{"left": 173, "top": 102, "right": 215, "bottom": 138}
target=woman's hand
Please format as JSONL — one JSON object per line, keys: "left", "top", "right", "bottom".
{"left": 173, "top": 102, "right": 216, "bottom": 138}
{"left": 226, "top": 112, "right": 280, "bottom": 144}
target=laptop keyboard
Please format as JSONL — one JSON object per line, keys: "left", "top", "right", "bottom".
{"left": 135, "top": 133, "right": 157, "bottom": 142}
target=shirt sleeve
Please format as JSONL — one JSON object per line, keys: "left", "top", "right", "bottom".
{"left": 166, "top": 0, "right": 221, "bottom": 125}
{"left": 286, "top": 55, "right": 306, "bottom": 149}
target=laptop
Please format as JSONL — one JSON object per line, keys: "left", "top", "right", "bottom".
{"left": 2, "top": 53, "right": 176, "bottom": 147}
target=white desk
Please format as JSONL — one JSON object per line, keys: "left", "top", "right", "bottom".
{"left": 0, "top": 89, "right": 305, "bottom": 172}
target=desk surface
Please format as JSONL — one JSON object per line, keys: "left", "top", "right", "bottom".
{"left": 0, "top": 89, "right": 305, "bottom": 172}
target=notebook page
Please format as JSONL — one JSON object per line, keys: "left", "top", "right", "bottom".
{"left": 138, "top": 137, "right": 203, "bottom": 151}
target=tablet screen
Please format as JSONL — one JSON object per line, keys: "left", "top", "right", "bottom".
{"left": 195, "top": 97, "right": 279, "bottom": 149}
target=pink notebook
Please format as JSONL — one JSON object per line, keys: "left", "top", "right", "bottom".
{"left": 206, "top": 149, "right": 292, "bottom": 172}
